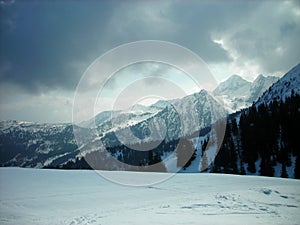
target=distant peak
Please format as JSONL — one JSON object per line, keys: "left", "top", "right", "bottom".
{"left": 228, "top": 74, "right": 243, "bottom": 80}
{"left": 223, "top": 74, "right": 249, "bottom": 83}
{"left": 253, "top": 74, "right": 265, "bottom": 82}
{"left": 256, "top": 74, "right": 265, "bottom": 79}
{"left": 218, "top": 74, "right": 250, "bottom": 87}
{"left": 253, "top": 74, "right": 279, "bottom": 84}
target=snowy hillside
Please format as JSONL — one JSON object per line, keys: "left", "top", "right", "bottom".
{"left": 151, "top": 99, "right": 174, "bottom": 108}
{"left": 0, "top": 167, "right": 299, "bottom": 225}
{"left": 81, "top": 73, "right": 278, "bottom": 131}
{"left": 79, "top": 110, "right": 115, "bottom": 128}
{"left": 213, "top": 74, "right": 252, "bottom": 100}
{"left": 0, "top": 64, "right": 297, "bottom": 173}
{"left": 80, "top": 104, "right": 162, "bottom": 129}
{"left": 0, "top": 89, "right": 226, "bottom": 169}
{"left": 206, "top": 63, "right": 300, "bottom": 178}
{"left": 0, "top": 121, "right": 87, "bottom": 168}
{"left": 248, "top": 74, "right": 279, "bottom": 102}
{"left": 108, "top": 90, "right": 226, "bottom": 143}
{"left": 213, "top": 74, "right": 278, "bottom": 112}
{"left": 255, "top": 63, "right": 300, "bottom": 106}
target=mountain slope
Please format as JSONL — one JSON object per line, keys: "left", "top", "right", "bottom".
{"left": 213, "top": 74, "right": 252, "bottom": 99}
{"left": 213, "top": 74, "right": 278, "bottom": 111}
{"left": 100, "top": 90, "right": 225, "bottom": 145}
{"left": 247, "top": 74, "right": 279, "bottom": 103}
{"left": 0, "top": 89, "right": 226, "bottom": 169}
{"left": 0, "top": 121, "right": 80, "bottom": 168}
{"left": 207, "top": 63, "right": 300, "bottom": 178}
{"left": 0, "top": 64, "right": 297, "bottom": 175}
{"left": 255, "top": 63, "right": 300, "bottom": 106}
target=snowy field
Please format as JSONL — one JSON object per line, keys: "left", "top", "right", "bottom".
{"left": 0, "top": 168, "right": 300, "bottom": 225}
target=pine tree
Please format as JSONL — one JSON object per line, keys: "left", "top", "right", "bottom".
{"left": 148, "top": 150, "right": 153, "bottom": 166}
{"left": 247, "top": 161, "right": 256, "bottom": 174}
{"left": 201, "top": 151, "right": 208, "bottom": 172}
{"left": 260, "top": 156, "right": 274, "bottom": 177}
{"left": 240, "top": 161, "right": 246, "bottom": 175}
{"left": 202, "top": 138, "right": 209, "bottom": 152}
{"left": 176, "top": 138, "right": 196, "bottom": 169}
{"left": 280, "top": 163, "right": 288, "bottom": 178}
{"left": 295, "top": 156, "right": 300, "bottom": 179}
{"left": 231, "top": 118, "right": 239, "bottom": 136}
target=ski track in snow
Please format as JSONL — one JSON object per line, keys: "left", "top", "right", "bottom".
{"left": 0, "top": 167, "right": 300, "bottom": 225}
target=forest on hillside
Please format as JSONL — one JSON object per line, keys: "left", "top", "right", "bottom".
{"left": 58, "top": 94, "right": 300, "bottom": 178}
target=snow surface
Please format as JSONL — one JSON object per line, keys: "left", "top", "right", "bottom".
{"left": 1, "top": 168, "right": 300, "bottom": 225}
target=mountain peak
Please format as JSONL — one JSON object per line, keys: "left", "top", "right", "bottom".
{"left": 255, "top": 63, "right": 300, "bottom": 106}
{"left": 224, "top": 74, "right": 249, "bottom": 84}
{"left": 218, "top": 74, "right": 250, "bottom": 88}
{"left": 228, "top": 74, "right": 245, "bottom": 79}
{"left": 253, "top": 74, "right": 278, "bottom": 84}
{"left": 213, "top": 72, "right": 279, "bottom": 112}
{"left": 254, "top": 74, "right": 265, "bottom": 82}
{"left": 213, "top": 74, "right": 251, "bottom": 97}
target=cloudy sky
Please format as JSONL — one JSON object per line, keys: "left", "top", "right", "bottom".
{"left": 0, "top": 0, "right": 300, "bottom": 123}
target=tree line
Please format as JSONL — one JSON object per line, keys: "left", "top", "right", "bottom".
{"left": 210, "top": 93, "right": 300, "bottom": 178}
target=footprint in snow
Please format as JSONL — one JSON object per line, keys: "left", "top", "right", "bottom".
{"left": 260, "top": 188, "right": 272, "bottom": 195}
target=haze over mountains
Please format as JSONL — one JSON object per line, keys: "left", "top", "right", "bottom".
{"left": 82, "top": 73, "right": 278, "bottom": 130}
{"left": 0, "top": 64, "right": 299, "bottom": 178}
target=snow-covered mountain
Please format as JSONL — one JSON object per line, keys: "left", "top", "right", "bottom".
{"left": 80, "top": 73, "right": 278, "bottom": 134}
{"left": 80, "top": 110, "right": 114, "bottom": 128}
{"left": 80, "top": 104, "right": 161, "bottom": 129}
{"left": 151, "top": 99, "right": 173, "bottom": 108}
{"left": 214, "top": 74, "right": 252, "bottom": 99}
{"left": 169, "top": 64, "right": 299, "bottom": 176}
{"left": 213, "top": 74, "right": 278, "bottom": 112}
{"left": 78, "top": 72, "right": 278, "bottom": 150}
{"left": 99, "top": 90, "right": 225, "bottom": 145}
{"left": 0, "top": 120, "right": 79, "bottom": 168}
{"left": 204, "top": 63, "right": 300, "bottom": 178}
{"left": 255, "top": 63, "right": 300, "bottom": 106}
{"left": 0, "top": 64, "right": 298, "bottom": 175}
{"left": 0, "top": 89, "right": 225, "bottom": 169}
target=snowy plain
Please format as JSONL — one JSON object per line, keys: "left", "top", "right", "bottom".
{"left": 0, "top": 167, "right": 300, "bottom": 225}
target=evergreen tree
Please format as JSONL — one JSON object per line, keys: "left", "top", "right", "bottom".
{"left": 240, "top": 161, "right": 246, "bottom": 175}
{"left": 201, "top": 151, "right": 209, "bottom": 172}
{"left": 260, "top": 156, "right": 274, "bottom": 177}
{"left": 247, "top": 161, "right": 256, "bottom": 174}
{"left": 176, "top": 138, "right": 196, "bottom": 169}
{"left": 280, "top": 163, "right": 288, "bottom": 178}
{"left": 240, "top": 108, "right": 258, "bottom": 174}
{"left": 231, "top": 118, "right": 239, "bottom": 136}
{"left": 202, "top": 138, "right": 209, "bottom": 152}
{"left": 148, "top": 150, "right": 153, "bottom": 166}
{"left": 212, "top": 122, "right": 238, "bottom": 174}
{"left": 295, "top": 156, "right": 300, "bottom": 179}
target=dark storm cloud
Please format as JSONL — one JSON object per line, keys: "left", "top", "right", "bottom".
{"left": 160, "top": 0, "right": 258, "bottom": 62}
{"left": 103, "top": 0, "right": 238, "bottom": 62}
{"left": 0, "top": 1, "right": 114, "bottom": 93}
{"left": 218, "top": 0, "right": 300, "bottom": 74}
{"left": 0, "top": 0, "right": 299, "bottom": 94}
